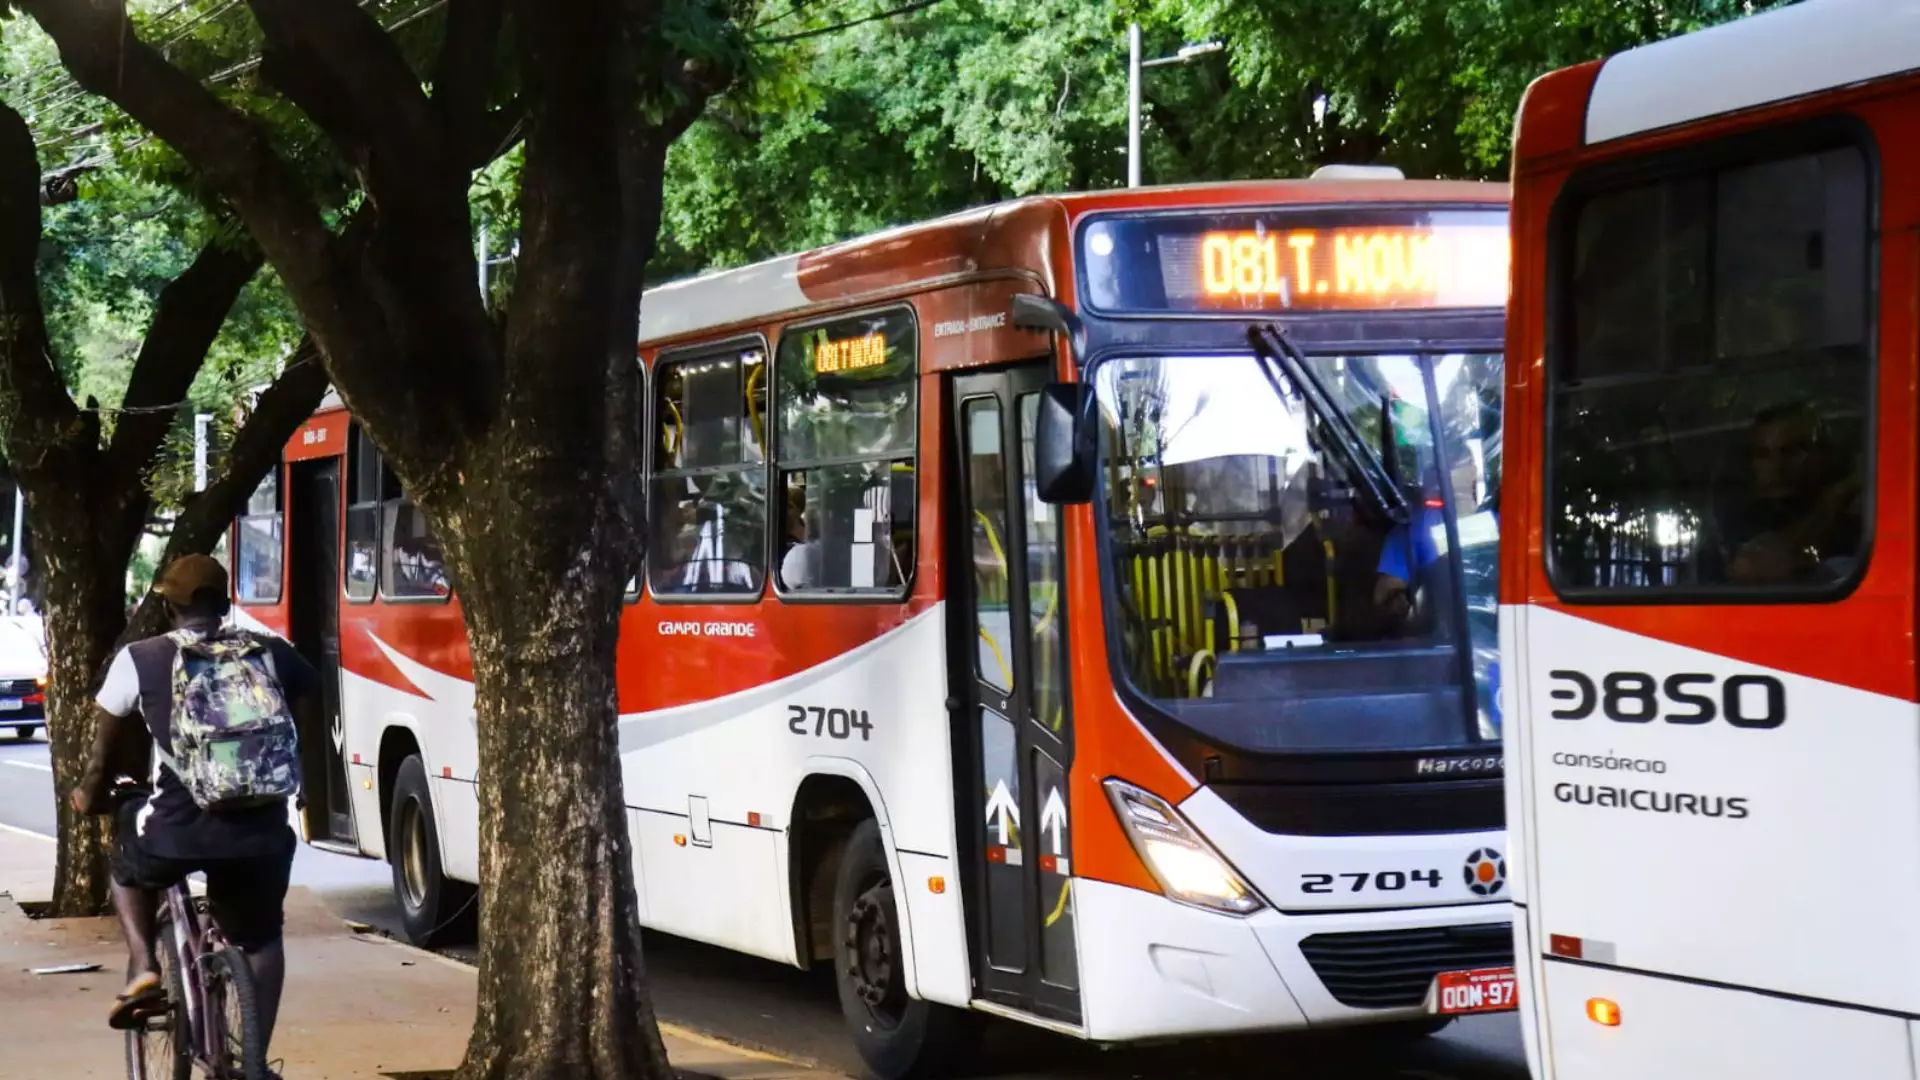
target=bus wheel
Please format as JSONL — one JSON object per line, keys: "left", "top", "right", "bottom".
{"left": 833, "top": 819, "right": 977, "bottom": 1079}
{"left": 387, "top": 755, "right": 475, "bottom": 948}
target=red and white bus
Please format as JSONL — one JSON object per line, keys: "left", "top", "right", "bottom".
{"left": 1502, "top": 2, "right": 1920, "bottom": 1076}
{"left": 232, "top": 172, "right": 1515, "bottom": 1075}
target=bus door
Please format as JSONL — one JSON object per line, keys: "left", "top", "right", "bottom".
{"left": 950, "top": 361, "right": 1082, "bottom": 1024}
{"left": 287, "top": 457, "right": 355, "bottom": 844}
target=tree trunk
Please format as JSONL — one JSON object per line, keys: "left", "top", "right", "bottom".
{"left": 450, "top": 472, "right": 669, "bottom": 1080}
{"left": 41, "top": 540, "right": 130, "bottom": 916}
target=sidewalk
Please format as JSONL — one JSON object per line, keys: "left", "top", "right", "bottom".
{"left": 0, "top": 827, "right": 846, "bottom": 1079}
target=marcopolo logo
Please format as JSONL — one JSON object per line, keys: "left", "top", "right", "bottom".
{"left": 1416, "top": 755, "right": 1502, "bottom": 776}
{"left": 1463, "top": 848, "right": 1506, "bottom": 897}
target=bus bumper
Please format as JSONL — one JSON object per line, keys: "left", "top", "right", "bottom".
{"left": 1074, "top": 876, "right": 1513, "bottom": 1041}
{"left": 1529, "top": 960, "right": 1917, "bottom": 1080}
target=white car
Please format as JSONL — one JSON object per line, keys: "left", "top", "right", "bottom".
{"left": 0, "top": 616, "right": 47, "bottom": 740}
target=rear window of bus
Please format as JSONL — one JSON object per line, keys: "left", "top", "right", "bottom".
{"left": 1546, "top": 131, "right": 1874, "bottom": 600}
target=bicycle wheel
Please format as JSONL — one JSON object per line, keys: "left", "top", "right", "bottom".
{"left": 124, "top": 907, "right": 190, "bottom": 1080}
{"left": 205, "top": 944, "right": 269, "bottom": 1080}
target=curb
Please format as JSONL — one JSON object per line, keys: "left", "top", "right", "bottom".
{"left": 343, "top": 922, "right": 840, "bottom": 1077}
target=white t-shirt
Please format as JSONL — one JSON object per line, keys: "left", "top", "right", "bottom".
{"left": 95, "top": 647, "right": 140, "bottom": 718}
{"left": 781, "top": 542, "right": 818, "bottom": 590}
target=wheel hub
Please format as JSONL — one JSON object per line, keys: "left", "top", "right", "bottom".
{"left": 844, "top": 885, "right": 903, "bottom": 1016}
{"left": 400, "top": 800, "right": 429, "bottom": 907}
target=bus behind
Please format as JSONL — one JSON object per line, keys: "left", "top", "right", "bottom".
{"left": 1504, "top": 2, "right": 1920, "bottom": 1077}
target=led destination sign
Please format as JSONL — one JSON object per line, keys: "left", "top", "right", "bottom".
{"left": 1079, "top": 208, "right": 1509, "bottom": 314}
{"left": 813, "top": 331, "right": 889, "bottom": 374}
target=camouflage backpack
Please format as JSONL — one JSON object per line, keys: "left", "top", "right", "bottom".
{"left": 155, "top": 628, "right": 302, "bottom": 811}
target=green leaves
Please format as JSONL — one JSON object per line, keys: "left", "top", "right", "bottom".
{"left": 654, "top": 0, "right": 1796, "bottom": 284}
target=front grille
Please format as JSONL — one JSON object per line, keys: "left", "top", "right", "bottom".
{"left": 1211, "top": 777, "right": 1503, "bottom": 836}
{"left": 1299, "top": 922, "right": 1513, "bottom": 1009}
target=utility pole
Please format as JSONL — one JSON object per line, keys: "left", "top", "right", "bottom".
{"left": 1128, "top": 24, "right": 1142, "bottom": 189}
{"left": 193, "top": 413, "right": 212, "bottom": 492}
{"left": 1127, "top": 29, "right": 1224, "bottom": 188}
{"left": 8, "top": 483, "right": 22, "bottom": 614}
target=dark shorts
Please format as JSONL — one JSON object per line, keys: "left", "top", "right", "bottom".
{"left": 110, "top": 799, "right": 296, "bottom": 953}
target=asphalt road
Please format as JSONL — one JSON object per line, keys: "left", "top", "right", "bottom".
{"left": 0, "top": 734, "right": 1531, "bottom": 1080}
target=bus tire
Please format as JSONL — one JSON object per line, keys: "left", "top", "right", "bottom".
{"left": 832, "top": 818, "right": 977, "bottom": 1079}
{"left": 387, "top": 755, "right": 475, "bottom": 948}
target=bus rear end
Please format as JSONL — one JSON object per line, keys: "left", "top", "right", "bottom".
{"left": 1504, "top": 4, "right": 1920, "bottom": 1077}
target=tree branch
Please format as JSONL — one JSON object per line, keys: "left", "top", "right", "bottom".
{"left": 23, "top": 1, "right": 337, "bottom": 308}
{"left": 22, "top": 0, "right": 474, "bottom": 477}
{"left": 0, "top": 102, "right": 82, "bottom": 455}
{"left": 433, "top": 0, "right": 508, "bottom": 164}
{"left": 504, "top": 0, "right": 628, "bottom": 418}
{"left": 250, "top": 0, "right": 453, "bottom": 197}
{"left": 105, "top": 240, "right": 263, "bottom": 489}
{"left": 119, "top": 335, "right": 329, "bottom": 649}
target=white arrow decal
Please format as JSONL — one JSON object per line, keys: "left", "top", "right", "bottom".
{"left": 984, "top": 780, "right": 1019, "bottom": 846}
{"left": 1039, "top": 787, "right": 1067, "bottom": 855}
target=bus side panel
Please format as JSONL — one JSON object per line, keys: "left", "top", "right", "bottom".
{"left": 619, "top": 608, "right": 959, "bottom": 976}
{"left": 1500, "top": 604, "right": 1549, "bottom": 1080}
{"left": 336, "top": 599, "right": 479, "bottom": 873}
{"left": 1523, "top": 606, "right": 1920, "bottom": 1013}
{"left": 1537, "top": 960, "right": 1913, "bottom": 1080}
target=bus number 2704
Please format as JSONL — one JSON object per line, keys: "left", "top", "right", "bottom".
{"left": 787, "top": 705, "right": 874, "bottom": 742}
{"left": 1301, "top": 869, "right": 1442, "bottom": 894}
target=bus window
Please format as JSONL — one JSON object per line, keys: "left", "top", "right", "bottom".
{"left": 345, "top": 424, "right": 380, "bottom": 601}
{"left": 625, "top": 362, "right": 645, "bottom": 604}
{"left": 1548, "top": 140, "right": 1872, "bottom": 595}
{"left": 380, "top": 462, "right": 450, "bottom": 600}
{"left": 649, "top": 342, "right": 768, "bottom": 597}
{"left": 1095, "top": 352, "right": 1497, "bottom": 737}
{"left": 773, "top": 308, "right": 916, "bottom": 596}
{"left": 235, "top": 468, "right": 283, "bottom": 605}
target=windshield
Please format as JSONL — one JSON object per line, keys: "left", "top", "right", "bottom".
{"left": 1095, "top": 351, "right": 1502, "bottom": 754}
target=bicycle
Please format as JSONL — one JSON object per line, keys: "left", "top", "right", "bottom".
{"left": 110, "top": 784, "right": 271, "bottom": 1080}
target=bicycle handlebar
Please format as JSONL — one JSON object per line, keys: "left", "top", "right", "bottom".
{"left": 105, "top": 781, "right": 152, "bottom": 809}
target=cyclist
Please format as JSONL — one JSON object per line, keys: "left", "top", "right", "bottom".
{"left": 69, "top": 554, "right": 319, "bottom": 1059}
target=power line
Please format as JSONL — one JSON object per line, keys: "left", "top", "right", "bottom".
{"left": 30, "top": 0, "right": 446, "bottom": 176}
{"left": 751, "top": 0, "right": 950, "bottom": 45}
{"left": 11, "top": 0, "right": 241, "bottom": 113}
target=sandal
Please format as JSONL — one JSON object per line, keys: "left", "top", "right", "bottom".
{"left": 108, "top": 971, "right": 165, "bottom": 1030}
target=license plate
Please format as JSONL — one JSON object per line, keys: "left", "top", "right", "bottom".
{"left": 1427, "top": 966, "right": 1517, "bottom": 1015}
{"left": 0, "top": 698, "right": 21, "bottom": 711}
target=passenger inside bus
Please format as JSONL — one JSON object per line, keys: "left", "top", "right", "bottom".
{"left": 1715, "top": 400, "right": 1863, "bottom": 585}
{"left": 779, "top": 490, "right": 820, "bottom": 590}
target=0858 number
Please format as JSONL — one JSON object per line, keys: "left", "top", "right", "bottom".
{"left": 788, "top": 705, "right": 873, "bottom": 742}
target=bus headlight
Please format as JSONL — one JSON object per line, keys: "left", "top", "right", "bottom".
{"left": 1103, "top": 779, "right": 1264, "bottom": 916}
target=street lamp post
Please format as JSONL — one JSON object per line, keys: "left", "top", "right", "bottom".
{"left": 1126, "top": 25, "right": 1223, "bottom": 188}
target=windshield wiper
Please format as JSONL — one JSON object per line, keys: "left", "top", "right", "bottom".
{"left": 1247, "top": 322, "right": 1410, "bottom": 526}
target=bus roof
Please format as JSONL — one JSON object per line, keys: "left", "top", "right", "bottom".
{"left": 636, "top": 178, "right": 1505, "bottom": 348}
{"left": 1584, "top": 0, "right": 1920, "bottom": 146}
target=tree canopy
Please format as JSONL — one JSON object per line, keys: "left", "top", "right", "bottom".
{"left": 651, "top": 0, "right": 1795, "bottom": 281}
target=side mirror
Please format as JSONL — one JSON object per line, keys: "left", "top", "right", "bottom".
{"left": 1011, "top": 293, "right": 1082, "bottom": 344}
{"left": 1035, "top": 382, "right": 1095, "bottom": 505}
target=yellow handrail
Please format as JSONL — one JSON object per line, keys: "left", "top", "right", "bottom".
{"left": 663, "top": 399, "right": 684, "bottom": 457}
{"left": 1187, "top": 649, "right": 1216, "bottom": 699}
{"left": 745, "top": 362, "right": 766, "bottom": 451}
{"left": 978, "top": 626, "right": 1013, "bottom": 689}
